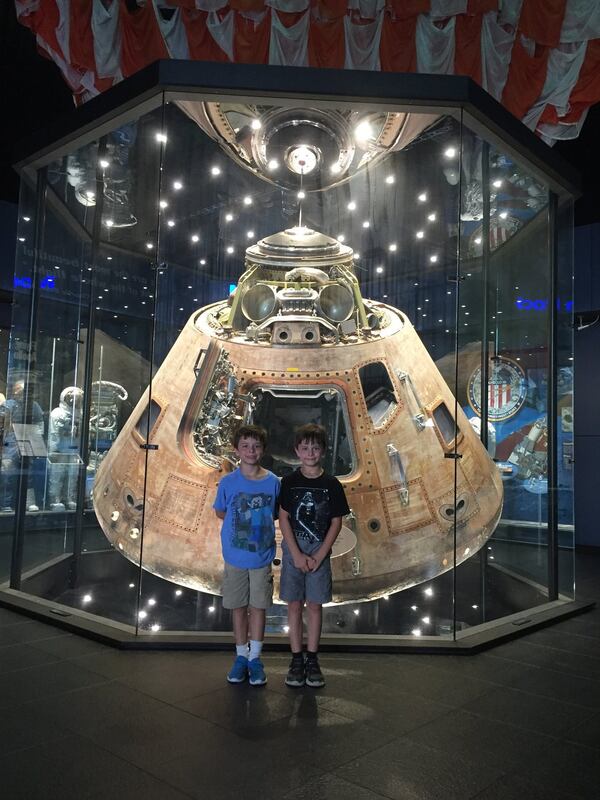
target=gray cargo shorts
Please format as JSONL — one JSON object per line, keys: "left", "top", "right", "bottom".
{"left": 279, "top": 552, "right": 332, "bottom": 604}
{"left": 222, "top": 563, "right": 273, "bottom": 609}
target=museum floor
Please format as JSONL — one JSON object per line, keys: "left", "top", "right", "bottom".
{"left": 1, "top": 550, "right": 599, "bottom": 800}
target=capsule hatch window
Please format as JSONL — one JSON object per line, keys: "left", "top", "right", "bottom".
{"left": 249, "top": 385, "right": 355, "bottom": 478}
{"left": 358, "top": 361, "right": 398, "bottom": 428}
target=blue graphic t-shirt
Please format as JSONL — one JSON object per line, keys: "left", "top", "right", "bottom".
{"left": 213, "top": 468, "right": 280, "bottom": 569}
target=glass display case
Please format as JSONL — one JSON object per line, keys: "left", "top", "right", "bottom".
{"left": 0, "top": 63, "right": 582, "bottom": 647}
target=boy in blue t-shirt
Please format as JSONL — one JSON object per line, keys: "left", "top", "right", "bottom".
{"left": 213, "top": 425, "right": 279, "bottom": 686}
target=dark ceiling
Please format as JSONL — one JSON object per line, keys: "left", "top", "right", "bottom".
{"left": 1, "top": 2, "right": 598, "bottom": 226}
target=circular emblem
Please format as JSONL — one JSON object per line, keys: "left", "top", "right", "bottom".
{"left": 467, "top": 356, "right": 527, "bottom": 422}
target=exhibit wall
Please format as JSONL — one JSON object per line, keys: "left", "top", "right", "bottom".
{"left": 0, "top": 68, "right": 578, "bottom": 645}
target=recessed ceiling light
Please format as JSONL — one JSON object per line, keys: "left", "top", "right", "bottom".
{"left": 191, "top": 234, "right": 199, "bottom": 243}
{"left": 243, "top": 196, "right": 253, "bottom": 205}
{"left": 385, "top": 175, "right": 395, "bottom": 184}
{"left": 428, "top": 212, "right": 436, "bottom": 222}
{"left": 225, "top": 213, "right": 233, "bottom": 222}
{"left": 444, "top": 147, "right": 457, "bottom": 158}
{"left": 167, "top": 220, "right": 175, "bottom": 227}
{"left": 173, "top": 181, "right": 183, "bottom": 190}
{"left": 347, "top": 201, "right": 356, "bottom": 211}
{"left": 362, "top": 221, "right": 370, "bottom": 228}
{"left": 416, "top": 230, "right": 424, "bottom": 239}
{"left": 211, "top": 166, "right": 221, "bottom": 176}
{"left": 155, "top": 132, "right": 167, "bottom": 143}
{"left": 251, "top": 118, "right": 261, "bottom": 130}
{"left": 389, "top": 243, "right": 397, "bottom": 252}
{"left": 418, "top": 192, "right": 427, "bottom": 202}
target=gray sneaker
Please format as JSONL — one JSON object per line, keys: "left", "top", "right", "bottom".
{"left": 305, "top": 657, "right": 325, "bottom": 688}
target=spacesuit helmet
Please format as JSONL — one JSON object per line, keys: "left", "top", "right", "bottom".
{"left": 59, "top": 386, "right": 84, "bottom": 411}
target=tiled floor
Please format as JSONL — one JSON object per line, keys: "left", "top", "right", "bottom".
{"left": 0, "top": 550, "right": 599, "bottom": 800}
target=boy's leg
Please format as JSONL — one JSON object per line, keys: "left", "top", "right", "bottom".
{"left": 232, "top": 606, "right": 249, "bottom": 648}
{"left": 247, "top": 566, "right": 272, "bottom": 686}
{"left": 287, "top": 600, "right": 304, "bottom": 653}
{"left": 223, "top": 564, "right": 250, "bottom": 683}
{"left": 306, "top": 601, "right": 322, "bottom": 652}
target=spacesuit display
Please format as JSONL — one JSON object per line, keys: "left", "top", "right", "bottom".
{"left": 47, "top": 387, "right": 83, "bottom": 511}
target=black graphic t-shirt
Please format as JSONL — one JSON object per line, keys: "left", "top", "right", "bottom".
{"left": 279, "top": 469, "right": 350, "bottom": 555}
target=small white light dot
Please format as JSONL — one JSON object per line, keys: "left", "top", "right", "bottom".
{"left": 200, "top": 259, "right": 206, "bottom": 265}
{"left": 430, "top": 255, "right": 438, "bottom": 263}
{"left": 376, "top": 266, "right": 384, "bottom": 274}
{"left": 167, "top": 220, "right": 175, "bottom": 228}
{"left": 226, "top": 246, "right": 234, "bottom": 254}
{"left": 138, "top": 610, "right": 148, "bottom": 620}
{"left": 243, "top": 196, "right": 253, "bottom": 206}
{"left": 175, "top": 589, "right": 183, "bottom": 597}
{"left": 151, "top": 624, "right": 161, "bottom": 632}
{"left": 18, "top": 237, "right": 25, "bottom": 242}
{"left": 347, "top": 201, "right": 356, "bottom": 211}
{"left": 412, "top": 628, "right": 422, "bottom": 637}
{"left": 385, "top": 174, "right": 395, "bottom": 184}
{"left": 353, "top": 252, "right": 360, "bottom": 260}
{"left": 411, "top": 605, "right": 418, "bottom": 611}
{"left": 283, "top": 625, "right": 290, "bottom": 633}
{"left": 105, "top": 219, "right": 114, "bottom": 227}
{"left": 444, "top": 147, "right": 457, "bottom": 158}
{"left": 362, "top": 220, "right": 370, "bottom": 228}
{"left": 492, "top": 179, "right": 503, "bottom": 188}
{"left": 389, "top": 243, "right": 397, "bottom": 252}
{"left": 99, "top": 159, "right": 109, "bottom": 169}
{"left": 225, "top": 213, "right": 233, "bottom": 222}
{"left": 251, "top": 118, "right": 261, "bottom": 130}
{"left": 416, "top": 230, "right": 424, "bottom": 239}
{"left": 297, "top": 190, "right": 306, "bottom": 200}
{"left": 155, "top": 132, "right": 167, "bottom": 143}
{"left": 267, "top": 159, "right": 279, "bottom": 171}
{"left": 353, "top": 609, "right": 360, "bottom": 616}
{"left": 472, "top": 604, "right": 479, "bottom": 609}
{"left": 211, "top": 166, "right": 221, "bottom": 177}
{"left": 474, "top": 237, "right": 482, "bottom": 245}
{"left": 23, "top": 216, "right": 30, "bottom": 222}
{"left": 424, "top": 587, "right": 433, "bottom": 597}
{"left": 173, "top": 181, "right": 183, "bottom": 190}
{"left": 191, "top": 234, "right": 200, "bottom": 243}
{"left": 82, "top": 594, "right": 92, "bottom": 603}
{"left": 208, "top": 605, "right": 216, "bottom": 613}
{"left": 330, "top": 163, "right": 342, "bottom": 174}
{"left": 159, "top": 200, "right": 168, "bottom": 209}
{"left": 499, "top": 211, "right": 508, "bottom": 219}
{"left": 422, "top": 616, "right": 430, "bottom": 624}
{"left": 129, "top": 583, "right": 135, "bottom": 588}
{"left": 418, "top": 192, "right": 427, "bottom": 202}
{"left": 147, "top": 598, "right": 156, "bottom": 606}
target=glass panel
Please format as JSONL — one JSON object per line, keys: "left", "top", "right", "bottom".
{"left": 557, "top": 199, "right": 575, "bottom": 598}
{"left": 137, "top": 96, "right": 464, "bottom": 638}
{"left": 455, "top": 123, "right": 553, "bottom": 630}
{"left": 3, "top": 112, "right": 161, "bottom": 632}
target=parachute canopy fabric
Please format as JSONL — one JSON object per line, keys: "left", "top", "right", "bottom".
{"left": 15, "top": 0, "right": 600, "bottom": 144}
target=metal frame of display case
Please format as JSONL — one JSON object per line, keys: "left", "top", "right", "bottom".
{"left": 2, "top": 61, "right": 593, "bottom": 651}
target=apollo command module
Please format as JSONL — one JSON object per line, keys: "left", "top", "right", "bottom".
{"left": 93, "top": 226, "right": 503, "bottom": 603}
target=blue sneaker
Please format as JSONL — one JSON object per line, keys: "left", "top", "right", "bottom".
{"left": 227, "top": 655, "right": 248, "bottom": 683}
{"left": 248, "top": 657, "right": 267, "bottom": 686}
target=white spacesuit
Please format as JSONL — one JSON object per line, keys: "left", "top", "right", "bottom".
{"left": 47, "top": 387, "right": 83, "bottom": 511}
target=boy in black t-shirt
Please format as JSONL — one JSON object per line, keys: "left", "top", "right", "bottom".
{"left": 279, "top": 423, "right": 350, "bottom": 688}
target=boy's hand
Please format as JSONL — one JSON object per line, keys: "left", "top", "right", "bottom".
{"left": 292, "top": 552, "right": 313, "bottom": 573}
{"left": 309, "top": 549, "right": 327, "bottom": 571}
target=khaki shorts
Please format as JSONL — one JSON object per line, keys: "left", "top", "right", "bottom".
{"left": 222, "top": 563, "right": 273, "bottom": 610}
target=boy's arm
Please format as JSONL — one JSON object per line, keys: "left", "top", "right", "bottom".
{"left": 279, "top": 507, "right": 313, "bottom": 573}
{"left": 310, "top": 517, "right": 342, "bottom": 570}
{"left": 215, "top": 510, "right": 225, "bottom": 520}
